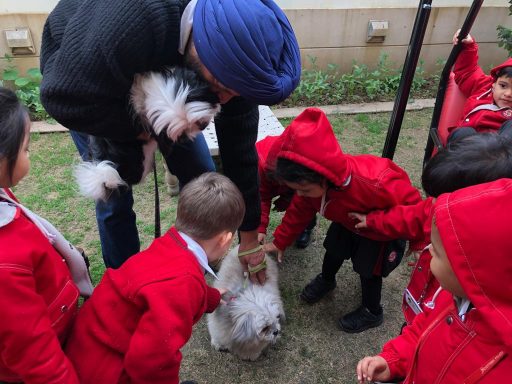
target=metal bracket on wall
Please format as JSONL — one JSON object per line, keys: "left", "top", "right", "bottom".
{"left": 3, "top": 27, "right": 36, "bottom": 55}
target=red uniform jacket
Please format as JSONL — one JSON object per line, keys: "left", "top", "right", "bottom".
{"left": 380, "top": 179, "right": 512, "bottom": 383}
{"left": 65, "top": 227, "right": 221, "bottom": 384}
{"left": 449, "top": 41, "right": 512, "bottom": 135}
{"left": 272, "top": 108, "right": 422, "bottom": 250}
{"left": 257, "top": 135, "right": 294, "bottom": 234}
{"left": 365, "top": 197, "right": 433, "bottom": 251}
{"left": 0, "top": 189, "right": 79, "bottom": 383}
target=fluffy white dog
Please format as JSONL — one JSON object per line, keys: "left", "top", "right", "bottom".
{"left": 208, "top": 246, "right": 284, "bottom": 361}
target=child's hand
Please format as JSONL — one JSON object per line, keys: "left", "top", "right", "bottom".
{"left": 348, "top": 212, "right": 368, "bottom": 229}
{"left": 257, "top": 233, "right": 266, "bottom": 244}
{"left": 262, "top": 242, "right": 284, "bottom": 263}
{"left": 356, "top": 356, "right": 391, "bottom": 383}
{"left": 217, "top": 287, "right": 229, "bottom": 305}
{"left": 453, "top": 29, "right": 473, "bottom": 45}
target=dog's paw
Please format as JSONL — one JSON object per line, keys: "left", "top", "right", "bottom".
{"left": 211, "top": 340, "right": 229, "bottom": 353}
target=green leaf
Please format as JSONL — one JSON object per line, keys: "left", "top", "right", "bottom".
{"left": 14, "top": 77, "right": 30, "bottom": 87}
{"left": 2, "top": 68, "right": 19, "bottom": 80}
{"left": 27, "top": 68, "right": 42, "bottom": 81}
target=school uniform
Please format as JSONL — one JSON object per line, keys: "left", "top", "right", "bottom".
{"left": 0, "top": 189, "right": 80, "bottom": 383}
{"left": 379, "top": 179, "right": 512, "bottom": 383}
{"left": 448, "top": 41, "right": 512, "bottom": 137}
{"left": 65, "top": 227, "right": 221, "bottom": 384}
{"left": 271, "top": 108, "right": 421, "bottom": 331}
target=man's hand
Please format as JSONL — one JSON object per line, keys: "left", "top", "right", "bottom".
{"left": 348, "top": 212, "right": 368, "bottom": 230}
{"left": 356, "top": 356, "right": 391, "bottom": 383}
{"left": 239, "top": 230, "right": 266, "bottom": 284}
{"left": 453, "top": 29, "right": 474, "bottom": 45}
{"left": 257, "top": 233, "right": 266, "bottom": 244}
{"left": 262, "top": 242, "right": 284, "bottom": 263}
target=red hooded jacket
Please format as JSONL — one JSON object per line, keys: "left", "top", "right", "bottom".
{"left": 65, "top": 227, "right": 221, "bottom": 384}
{"left": 272, "top": 108, "right": 422, "bottom": 250}
{"left": 0, "top": 188, "right": 79, "bottom": 383}
{"left": 449, "top": 41, "right": 512, "bottom": 135}
{"left": 380, "top": 179, "right": 512, "bottom": 383}
{"left": 257, "top": 134, "right": 294, "bottom": 235}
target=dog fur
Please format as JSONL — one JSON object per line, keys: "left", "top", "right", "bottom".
{"left": 74, "top": 67, "right": 220, "bottom": 201}
{"left": 208, "top": 246, "right": 285, "bottom": 361}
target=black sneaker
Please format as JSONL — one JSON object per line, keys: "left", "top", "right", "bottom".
{"left": 300, "top": 274, "right": 336, "bottom": 304}
{"left": 338, "top": 306, "right": 383, "bottom": 333}
{"left": 295, "top": 229, "right": 312, "bottom": 248}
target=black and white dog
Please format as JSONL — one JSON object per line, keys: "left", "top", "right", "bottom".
{"left": 75, "top": 67, "right": 221, "bottom": 201}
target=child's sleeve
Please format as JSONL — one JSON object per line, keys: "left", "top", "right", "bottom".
{"left": 453, "top": 41, "right": 492, "bottom": 98}
{"left": 378, "top": 307, "right": 432, "bottom": 379}
{"left": 258, "top": 171, "right": 276, "bottom": 235}
{"left": 205, "top": 286, "right": 222, "bottom": 313}
{"left": 272, "top": 195, "right": 317, "bottom": 250}
{"left": 123, "top": 276, "right": 206, "bottom": 384}
{"left": 365, "top": 198, "right": 434, "bottom": 250}
{"left": 0, "top": 267, "right": 79, "bottom": 383}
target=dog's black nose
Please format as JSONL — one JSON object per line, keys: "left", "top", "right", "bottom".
{"left": 273, "top": 330, "right": 279, "bottom": 336}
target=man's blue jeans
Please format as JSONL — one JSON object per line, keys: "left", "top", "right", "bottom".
{"left": 70, "top": 131, "right": 215, "bottom": 268}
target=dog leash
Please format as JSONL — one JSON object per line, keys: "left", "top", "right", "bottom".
{"left": 153, "top": 154, "right": 161, "bottom": 238}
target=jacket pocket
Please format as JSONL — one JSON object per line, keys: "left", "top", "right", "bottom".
{"left": 48, "top": 279, "right": 79, "bottom": 340}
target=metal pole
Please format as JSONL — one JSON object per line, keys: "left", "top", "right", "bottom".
{"left": 422, "top": 0, "right": 484, "bottom": 167}
{"left": 382, "top": 0, "right": 432, "bottom": 160}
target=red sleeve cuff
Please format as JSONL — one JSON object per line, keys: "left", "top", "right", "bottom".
{"left": 205, "top": 286, "right": 221, "bottom": 313}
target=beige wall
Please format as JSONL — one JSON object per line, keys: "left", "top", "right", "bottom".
{"left": 0, "top": 2, "right": 510, "bottom": 76}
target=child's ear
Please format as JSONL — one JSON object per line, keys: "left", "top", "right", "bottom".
{"left": 219, "top": 231, "right": 234, "bottom": 248}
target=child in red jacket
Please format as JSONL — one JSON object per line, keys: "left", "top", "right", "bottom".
{"left": 0, "top": 87, "right": 92, "bottom": 383}
{"left": 257, "top": 134, "right": 317, "bottom": 248}
{"left": 263, "top": 107, "right": 422, "bottom": 333}
{"left": 350, "top": 133, "right": 512, "bottom": 324}
{"left": 447, "top": 30, "right": 512, "bottom": 144}
{"left": 65, "top": 172, "right": 244, "bottom": 384}
{"left": 357, "top": 179, "right": 512, "bottom": 383}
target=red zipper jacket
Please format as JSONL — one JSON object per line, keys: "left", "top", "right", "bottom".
{"left": 271, "top": 108, "right": 422, "bottom": 250}
{"left": 0, "top": 188, "right": 79, "bottom": 383}
{"left": 257, "top": 134, "right": 294, "bottom": 235}
{"left": 449, "top": 41, "right": 512, "bottom": 135}
{"left": 65, "top": 227, "right": 221, "bottom": 384}
{"left": 379, "top": 179, "right": 512, "bottom": 383}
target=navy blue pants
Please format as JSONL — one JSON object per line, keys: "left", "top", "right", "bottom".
{"left": 71, "top": 131, "right": 215, "bottom": 268}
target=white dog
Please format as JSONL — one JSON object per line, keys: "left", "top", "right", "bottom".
{"left": 208, "top": 246, "right": 285, "bottom": 361}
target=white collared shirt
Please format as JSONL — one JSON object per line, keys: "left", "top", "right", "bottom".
{"left": 178, "top": 231, "right": 218, "bottom": 279}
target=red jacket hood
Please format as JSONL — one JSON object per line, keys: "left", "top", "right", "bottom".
{"left": 277, "top": 108, "right": 350, "bottom": 186}
{"left": 256, "top": 134, "right": 288, "bottom": 174}
{"left": 490, "top": 57, "right": 512, "bottom": 79}
{"left": 434, "top": 178, "right": 512, "bottom": 350}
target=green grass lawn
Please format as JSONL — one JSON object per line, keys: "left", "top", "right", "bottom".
{"left": 15, "top": 108, "right": 432, "bottom": 383}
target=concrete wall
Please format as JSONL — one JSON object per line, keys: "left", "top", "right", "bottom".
{"left": 0, "top": 1, "right": 510, "bottom": 76}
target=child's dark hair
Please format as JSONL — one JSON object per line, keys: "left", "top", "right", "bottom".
{"left": 274, "top": 157, "right": 325, "bottom": 185}
{"left": 0, "top": 87, "right": 28, "bottom": 182}
{"left": 422, "top": 133, "right": 512, "bottom": 197}
{"left": 175, "top": 172, "right": 245, "bottom": 240}
{"left": 495, "top": 66, "right": 512, "bottom": 79}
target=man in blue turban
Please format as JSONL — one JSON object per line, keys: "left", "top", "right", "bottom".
{"left": 41, "top": 0, "right": 300, "bottom": 290}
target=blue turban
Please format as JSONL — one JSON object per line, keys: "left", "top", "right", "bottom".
{"left": 193, "top": 0, "right": 301, "bottom": 105}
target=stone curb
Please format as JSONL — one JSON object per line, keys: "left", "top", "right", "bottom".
{"left": 31, "top": 98, "right": 436, "bottom": 133}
